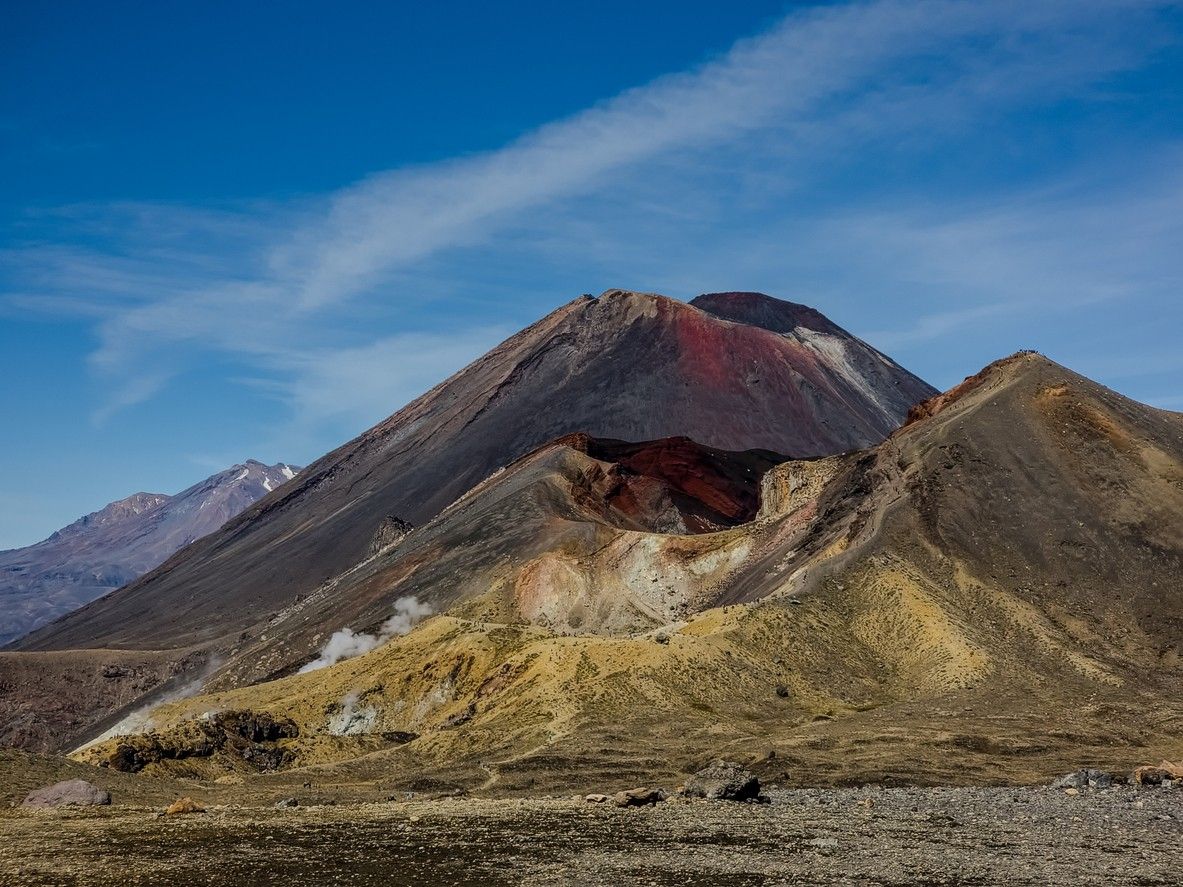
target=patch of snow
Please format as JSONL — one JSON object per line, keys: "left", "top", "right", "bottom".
{"left": 263, "top": 477, "right": 274, "bottom": 492}
{"left": 234, "top": 468, "right": 249, "bottom": 481}
{"left": 280, "top": 465, "right": 296, "bottom": 480}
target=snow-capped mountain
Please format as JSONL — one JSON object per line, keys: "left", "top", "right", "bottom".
{"left": 0, "top": 460, "right": 299, "bottom": 645}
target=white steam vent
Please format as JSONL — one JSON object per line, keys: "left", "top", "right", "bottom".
{"left": 298, "top": 595, "right": 432, "bottom": 673}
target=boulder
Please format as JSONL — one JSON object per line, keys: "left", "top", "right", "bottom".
{"left": 22, "top": 779, "right": 111, "bottom": 808}
{"left": 584, "top": 793, "right": 610, "bottom": 803}
{"left": 1132, "top": 761, "right": 1183, "bottom": 786}
{"left": 683, "top": 760, "right": 762, "bottom": 802}
{"left": 612, "top": 787, "right": 666, "bottom": 807}
{"left": 1051, "top": 769, "right": 1113, "bottom": 790}
{"left": 164, "top": 797, "right": 205, "bottom": 815}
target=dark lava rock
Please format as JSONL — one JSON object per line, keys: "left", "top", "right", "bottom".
{"left": 104, "top": 709, "right": 299, "bottom": 773}
{"left": 241, "top": 744, "right": 293, "bottom": 770}
{"left": 23, "top": 779, "right": 111, "bottom": 808}
{"left": 613, "top": 787, "right": 667, "bottom": 807}
{"left": 220, "top": 709, "right": 299, "bottom": 743}
{"left": 369, "top": 516, "right": 414, "bottom": 555}
{"left": 1132, "top": 763, "right": 1183, "bottom": 786}
{"left": 441, "top": 704, "right": 475, "bottom": 729}
{"left": 684, "top": 760, "right": 762, "bottom": 801}
{"left": 380, "top": 730, "right": 419, "bottom": 744}
{"left": 1051, "top": 769, "right": 1113, "bottom": 790}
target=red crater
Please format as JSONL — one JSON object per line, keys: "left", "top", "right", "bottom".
{"left": 559, "top": 433, "right": 785, "bottom": 532}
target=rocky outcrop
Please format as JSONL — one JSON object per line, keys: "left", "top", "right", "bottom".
{"left": 369, "top": 516, "right": 414, "bottom": 555}
{"left": 560, "top": 434, "right": 784, "bottom": 532}
{"left": 1132, "top": 761, "right": 1183, "bottom": 786}
{"left": 98, "top": 710, "right": 298, "bottom": 774}
{"left": 1051, "top": 770, "right": 1113, "bottom": 790}
{"left": 613, "top": 787, "right": 667, "bottom": 807}
{"left": 683, "top": 761, "right": 762, "bottom": 801}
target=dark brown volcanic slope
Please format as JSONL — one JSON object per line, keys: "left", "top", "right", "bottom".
{"left": 0, "top": 461, "right": 298, "bottom": 646}
{"left": 199, "top": 434, "right": 788, "bottom": 691}
{"left": 73, "top": 353, "right": 1183, "bottom": 787}
{"left": 17, "top": 290, "right": 934, "bottom": 654}
{"left": 208, "top": 351, "right": 1183, "bottom": 697}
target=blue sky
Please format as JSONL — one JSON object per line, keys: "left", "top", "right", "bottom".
{"left": 1, "top": 0, "right": 1181, "bottom": 549}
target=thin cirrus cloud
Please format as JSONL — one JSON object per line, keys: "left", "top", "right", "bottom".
{"left": 258, "top": 328, "right": 518, "bottom": 436}
{"left": 834, "top": 161, "right": 1183, "bottom": 348}
{"left": 2, "top": 0, "right": 1179, "bottom": 436}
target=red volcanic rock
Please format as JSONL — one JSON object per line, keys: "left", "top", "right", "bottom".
{"left": 559, "top": 434, "right": 784, "bottom": 532}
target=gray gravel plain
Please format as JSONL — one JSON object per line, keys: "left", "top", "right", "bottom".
{"left": 2, "top": 785, "right": 1181, "bottom": 886}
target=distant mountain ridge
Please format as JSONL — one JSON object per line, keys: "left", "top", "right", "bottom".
{"left": 0, "top": 460, "right": 299, "bottom": 646}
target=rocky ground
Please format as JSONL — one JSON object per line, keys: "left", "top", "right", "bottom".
{"left": 2, "top": 786, "right": 1180, "bottom": 886}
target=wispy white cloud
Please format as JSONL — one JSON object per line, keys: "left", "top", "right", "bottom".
{"left": 1, "top": 0, "right": 1178, "bottom": 436}
{"left": 90, "top": 372, "right": 170, "bottom": 427}
{"left": 255, "top": 326, "right": 515, "bottom": 439}
{"left": 864, "top": 303, "right": 1020, "bottom": 352}
{"left": 826, "top": 160, "right": 1183, "bottom": 349}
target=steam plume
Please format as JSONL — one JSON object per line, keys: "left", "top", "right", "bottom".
{"left": 298, "top": 596, "right": 431, "bottom": 673}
